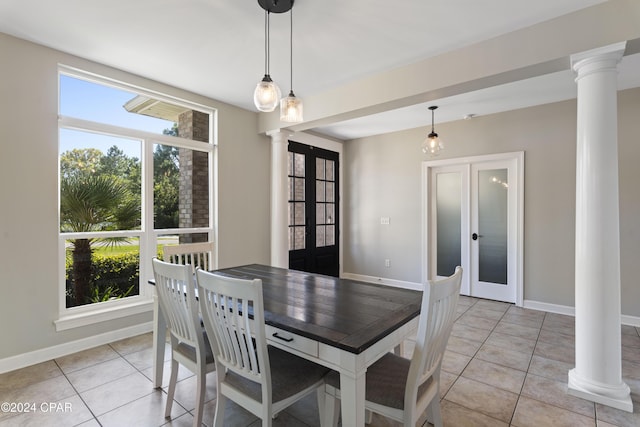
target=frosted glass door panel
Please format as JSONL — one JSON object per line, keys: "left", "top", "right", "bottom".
{"left": 478, "top": 169, "right": 508, "bottom": 284}
{"left": 436, "top": 172, "right": 462, "bottom": 277}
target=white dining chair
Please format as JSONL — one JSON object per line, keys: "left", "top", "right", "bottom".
{"left": 195, "top": 268, "right": 331, "bottom": 427}
{"left": 324, "top": 266, "right": 463, "bottom": 427}
{"left": 163, "top": 241, "right": 214, "bottom": 272}
{"left": 152, "top": 258, "right": 215, "bottom": 427}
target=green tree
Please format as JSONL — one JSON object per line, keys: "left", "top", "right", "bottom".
{"left": 60, "top": 148, "right": 103, "bottom": 180}
{"left": 60, "top": 175, "right": 140, "bottom": 306}
{"left": 153, "top": 141, "right": 180, "bottom": 229}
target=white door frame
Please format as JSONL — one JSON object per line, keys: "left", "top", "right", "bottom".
{"left": 422, "top": 151, "right": 524, "bottom": 306}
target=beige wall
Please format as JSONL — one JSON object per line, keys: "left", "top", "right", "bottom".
{"left": 343, "top": 88, "right": 640, "bottom": 317}
{"left": 0, "top": 32, "right": 271, "bottom": 360}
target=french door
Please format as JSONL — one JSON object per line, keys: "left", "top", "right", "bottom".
{"left": 288, "top": 141, "right": 340, "bottom": 277}
{"left": 424, "top": 152, "right": 523, "bottom": 304}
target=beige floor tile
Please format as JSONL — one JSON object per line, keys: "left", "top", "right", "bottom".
{"left": 124, "top": 345, "right": 172, "bottom": 371}
{"left": 444, "top": 376, "right": 518, "bottom": 422}
{"left": 500, "top": 312, "right": 544, "bottom": 329}
{"left": 521, "top": 374, "right": 595, "bottom": 418}
{"left": 473, "top": 299, "right": 511, "bottom": 313}
{"left": 0, "top": 375, "right": 76, "bottom": 422}
{"left": 493, "top": 321, "right": 540, "bottom": 341}
{"left": 441, "top": 350, "right": 472, "bottom": 376}
{"left": 456, "top": 313, "right": 499, "bottom": 331}
{"left": 439, "top": 371, "right": 457, "bottom": 398}
{"left": 622, "top": 332, "right": 640, "bottom": 349}
{"left": 475, "top": 342, "right": 532, "bottom": 372}
{"left": 65, "top": 357, "right": 137, "bottom": 392}
{"left": 0, "top": 394, "right": 93, "bottom": 427}
{"left": 0, "top": 361, "right": 62, "bottom": 393}
{"left": 621, "top": 325, "right": 639, "bottom": 336}
{"left": 456, "top": 295, "right": 476, "bottom": 307}
{"left": 202, "top": 398, "right": 258, "bottom": 427}
{"left": 485, "top": 331, "right": 536, "bottom": 355}
{"left": 109, "top": 332, "right": 154, "bottom": 355}
{"left": 440, "top": 399, "right": 508, "bottom": 427}
{"left": 450, "top": 323, "right": 491, "bottom": 342}
{"left": 623, "top": 360, "right": 640, "bottom": 381}
{"left": 141, "top": 359, "right": 195, "bottom": 387}
{"left": 505, "top": 305, "right": 546, "bottom": 320}
{"left": 461, "top": 358, "right": 526, "bottom": 394}
{"left": 596, "top": 399, "right": 640, "bottom": 427}
{"left": 97, "top": 389, "right": 187, "bottom": 427}
{"left": 542, "top": 313, "right": 575, "bottom": 330}
{"left": 537, "top": 328, "right": 575, "bottom": 347}
{"left": 622, "top": 345, "right": 640, "bottom": 364}
{"left": 169, "top": 371, "right": 218, "bottom": 412}
{"left": 511, "top": 396, "right": 595, "bottom": 427}
{"left": 55, "top": 344, "right": 120, "bottom": 374}
{"left": 445, "top": 335, "right": 482, "bottom": 357}
{"left": 80, "top": 371, "right": 154, "bottom": 416}
{"left": 528, "top": 355, "right": 574, "bottom": 383}
{"left": 279, "top": 391, "right": 323, "bottom": 427}
{"left": 534, "top": 340, "right": 575, "bottom": 365}
{"left": 465, "top": 306, "right": 506, "bottom": 321}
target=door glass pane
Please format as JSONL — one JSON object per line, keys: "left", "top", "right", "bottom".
{"left": 478, "top": 169, "right": 508, "bottom": 284}
{"left": 316, "top": 158, "right": 325, "bottom": 179}
{"left": 326, "top": 182, "right": 335, "bottom": 202}
{"left": 326, "top": 160, "right": 335, "bottom": 181}
{"left": 316, "top": 225, "right": 326, "bottom": 247}
{"left": 436, "top": 172, "right": 461, "bottom": 276}
{"left": 316, "top": 203, "right": 325, "bottom": 224}
{"left": 316, "top": 181, "right": 325, "bottom": 202}
{"left": 326, "top": 225, "right": 335, "bottom": 246}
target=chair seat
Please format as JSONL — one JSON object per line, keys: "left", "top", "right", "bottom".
{"left": 225, "top": 345, "right": 330, "bottom": 403}
{"left": 175, "top": 329, "right": 215, "bottom": 365}
{"left": 326, "top": 352, "right": 433, "bottom": 410}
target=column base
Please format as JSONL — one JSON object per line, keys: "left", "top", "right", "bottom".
{"left": 568, "top": 369, "right": 633, "bottom": 412}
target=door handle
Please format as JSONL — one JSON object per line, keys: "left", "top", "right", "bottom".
{"left": 472, "top": 233, "right": 482, "bottom": 240}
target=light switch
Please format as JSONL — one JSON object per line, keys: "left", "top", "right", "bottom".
{"left": 380, "top": 217, "right": 390, "bottom": 225}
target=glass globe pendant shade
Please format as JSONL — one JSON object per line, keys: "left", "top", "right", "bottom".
{"left": 280, "top": 91, "right": 303, "bottom": 122}
{"left": 254, "top": 75, "right": 282, "bottom": 112}
{"left": 421, "top": 131, "right": 444, "bottom": 156}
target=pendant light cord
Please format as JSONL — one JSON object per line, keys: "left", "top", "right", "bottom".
{"left": 289, "top": 8, "right": 293, "bottom": 92}
{"left": 431, "top": 108, "right": 435, "bottom": 133}
{"left": 264, "top": 10, "right": 269, "bottom": 75}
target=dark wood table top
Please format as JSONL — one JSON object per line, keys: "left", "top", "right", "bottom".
{"left": 212, "top": 264, "right": 423, "bottom": 354}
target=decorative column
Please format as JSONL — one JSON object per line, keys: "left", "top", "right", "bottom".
{"left": 568, "top": 42, "right": 632, "bottom": 412}
{"left": 268, "top": 130, "right": 290, "bottom": 268}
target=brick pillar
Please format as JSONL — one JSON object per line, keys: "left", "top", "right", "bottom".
{"left": 178, "top": 110, "right": 209, "bottom": 243}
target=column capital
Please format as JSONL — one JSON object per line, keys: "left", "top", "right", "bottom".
{"left": 266, "top": 129, "right": 291, "bottom": 144}
{"left": 571, "top": 42, "right": 626, "bottom": 79}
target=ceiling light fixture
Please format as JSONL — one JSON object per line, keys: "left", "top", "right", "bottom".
{"left": 253, "top": 0, "right": 294, "bottom": 113}
{"left": 280, "top": 4, "right": 303, "bottom": 122}
{"left": 422, "top": 106, "right": 444, "bottom": 156}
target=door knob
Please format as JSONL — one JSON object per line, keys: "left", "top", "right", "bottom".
{"left": 472, "top": 233, "right": 481, "bottom": 240}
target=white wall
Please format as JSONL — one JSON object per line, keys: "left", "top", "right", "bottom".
{"left": 343, "top": 89, "right": 640, "bottom": 317}
{"left": 0, "top": 32, "right": 271, "bottom": 362}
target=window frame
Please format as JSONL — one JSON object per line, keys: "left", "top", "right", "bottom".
{"left": 56, "top": 66, "right": 217, "bottom": 331}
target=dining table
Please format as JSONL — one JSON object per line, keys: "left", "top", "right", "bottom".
{"left": 151, "top": 264, "right": 423, "bottom": 426}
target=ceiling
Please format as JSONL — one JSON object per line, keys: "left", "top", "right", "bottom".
{"left": 0, "top": 0, "right": 638, "bottom": 140}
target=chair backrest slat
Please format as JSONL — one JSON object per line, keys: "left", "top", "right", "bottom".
{"left": 407, "top": 266, "right": 462, "bottom": 404}
{"left": 196, "top": 269, "right": 270, "bottom": 386}
{"left": 152, "top": 258, "right": 200, "bottom": 350}
{"left": 163, "top": 242, "right": 214, "bottom": 272}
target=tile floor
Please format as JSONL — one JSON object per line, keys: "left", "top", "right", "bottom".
{"left": 1, "top": 296, "right": 639, "bottom": 426}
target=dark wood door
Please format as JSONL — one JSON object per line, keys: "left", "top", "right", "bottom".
{"left": 288, "top": 141, "right": 339, "bottom": 277}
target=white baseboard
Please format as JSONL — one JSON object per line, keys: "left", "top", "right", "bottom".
{"left": 343, "top": 275, "right": 640, "bottom": 328}
{"left": 341, "top": 272, "right": 422, "bottom": 291}
{"left": 0, "top": 321, "right": 153, "bottom": 374}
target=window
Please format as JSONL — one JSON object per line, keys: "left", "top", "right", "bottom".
{"left": 57, "top": 68, "right": 216, "bottom": 328}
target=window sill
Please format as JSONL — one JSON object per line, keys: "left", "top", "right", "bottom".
{"left": 55, "top": 298, "right": 153, "bottom": 332}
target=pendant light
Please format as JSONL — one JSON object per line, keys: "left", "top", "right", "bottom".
{"left": 422, "top": 106, "right": 444, "bottom": 156}
{"left": 253, "top": 9, "right": 281, "bottom": 112}
{"left": 280, "top": 6, "right": 303, "bottom": 122}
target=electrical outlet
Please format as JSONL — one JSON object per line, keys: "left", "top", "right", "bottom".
{"left": 385, "top": 259, "right": 390, "bottom": 267}
{"left": 380, "top": 217, "right": 390, "bottom": 225}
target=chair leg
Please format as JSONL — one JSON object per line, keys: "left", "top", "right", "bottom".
{"left": 426, "top": 399, "right": 443, "bottom": 427}
{"left": 193, "top": 371, "right": 206, "bottom": 427}
{"left": 213, "top": 394, "right": 227, "bottom": 427}
{"left": 165, "top": 358, "right": 179, "bottom": 418}
{"left": 323, "top": 385, "right": 340, "bottom": 427}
